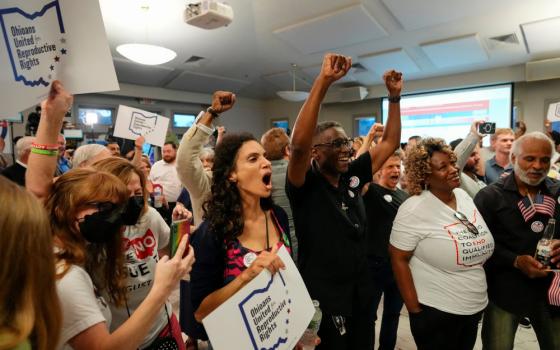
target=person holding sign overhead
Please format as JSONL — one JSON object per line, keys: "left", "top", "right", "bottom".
{"left": 25, "top": 81, "right": 195, "bottom": 350}
{"left": 389, "top": 138, "right": 495, "bottom": 350}
{"left": 286, "top": 53, "right": 403, "bottom": 349}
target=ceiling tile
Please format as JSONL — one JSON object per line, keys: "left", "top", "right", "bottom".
{"left": 165, "top": 71, "right": 250, "bottom": 93}
{"left": 262, "top": 71, "right": 313, "bottom": 90}
{"left": 358, "top": 49, "right": 420, "bottom": 77}
{"left": 273, "top": 4, "right": 387, "bottom": 54}
{"left": 421, "top": 34, "right": 489, "bottom": 68}
{"left": 521, "top": 16, "right": 560, "bottom": 54}
{"left": 381, "top": 0, "right": 523, "bottom": 31}
{"left": 113, "top": 58, "right": 175, "bottom": 86}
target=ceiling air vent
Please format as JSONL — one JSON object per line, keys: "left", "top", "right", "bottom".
{"left": 487, "top": 33, "right": 519, "bottom": 49}
{"left": 351, "top": 62, "right": 367, "bottom": 73}
{"left": 184, "top": 55, "right": 206, "bottom": 64}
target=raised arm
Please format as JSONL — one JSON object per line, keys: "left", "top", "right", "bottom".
{"left": 370, "top": 71, "right": 402, "bottom": 174}
{"left": 356, "top": 123, "right": 383, "bottom": 158}
{"left": 26, "top": 81, "right": 73, "bottom": 201}
{"left": 131, "top": 136, "right": 145, "bottom": 167}
{"left": 288, "top": 54, "right": 352, "bottom": 187}
{"left": 176, "top": 92, "right": 234, "bottom": 223}
{"left": 454, "top": 121, "right": 483, "bottom": 171}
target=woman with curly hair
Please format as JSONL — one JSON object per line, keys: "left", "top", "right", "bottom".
{"left": 389, "top": 137, "right": 495, "bottom": 350}
{"left": 189, "top": 132, "right": 290, "bottom": 324}
{"left": 25, "top": 82, "right": 194, "bottom": 350}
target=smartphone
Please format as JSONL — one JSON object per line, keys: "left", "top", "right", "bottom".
{"left": 170, "top": 219, "right": 190, "bottom": 258}
{"left": 478, "top": 122, "right": 496, "bottom": 135}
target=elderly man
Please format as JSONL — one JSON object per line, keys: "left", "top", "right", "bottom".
{"left": 474, "top": 132, "right": 560, "bottom": 349}
{"left": 1, "top": 136, "right": 34, "bottom": 186}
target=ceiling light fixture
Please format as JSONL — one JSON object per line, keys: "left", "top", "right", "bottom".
{"left": 116, "top": 5, "right": 176, "bottom": 66}
{"left": 117, "top": 43, "right": 176, "bottom": 65}
{"left": 276, "top": 64, "right": 309, "bottom": 102}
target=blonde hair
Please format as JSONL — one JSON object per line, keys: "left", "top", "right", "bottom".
{"left": 0, "top": 177, "right": 61, "bottom": 350}
{"left": 46, "top": 168, "right": 129, "bottom": 306}
{"left": 92, "top": 157, "right": 149, "bottom": 217}
{"left": 405, "top": 138, "right": 457, "bottom": 196}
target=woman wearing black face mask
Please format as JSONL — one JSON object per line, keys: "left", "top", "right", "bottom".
{"left": 26, "top": 81, "right": 195, "bottom": 350}
{"left": 93, "top": 157, "right": 185, "bottom": 348}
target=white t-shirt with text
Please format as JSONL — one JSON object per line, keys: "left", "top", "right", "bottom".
{"left": 390, "top": 188, "right": 494, "bottom": 315}
{"left": 107, "top": 207, "right": 171, "bottom": 348}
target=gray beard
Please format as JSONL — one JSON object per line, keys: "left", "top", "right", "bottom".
{"left": 513, "top": 162, "right": 547, "bottom": 186}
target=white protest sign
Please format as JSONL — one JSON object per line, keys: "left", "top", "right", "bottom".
{"left": 114, "top": 105, "right": 170, "bottom": 147}
{"left": 203, "top": 246, "right": 315, "bottom": 350}
{"left": 0, "top": 0, "right": 119, "bottom": 116}
{"left": 547, "top": 102, "right": 560, "bottom": 122}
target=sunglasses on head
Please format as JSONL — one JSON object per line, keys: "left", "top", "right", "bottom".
{"left": 454, "top": 211, "right": 479, "bottom": 235}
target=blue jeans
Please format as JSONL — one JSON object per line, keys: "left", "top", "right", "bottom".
{"left": 369, "top": 256, "right": 404, "bottom": 350}
{"left": 482, "top": 301, "right": 560, "bottom": 350}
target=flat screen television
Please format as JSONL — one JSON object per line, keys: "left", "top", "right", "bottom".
{"left": 78, "top": 107, "right": 114, "bottom": 126}
{"left": 63, "top": 129, "right": 84, "bottom": 140}
{"left": 381, "top": 84, "right": 513, "bottom": 146}
{"left": 173, "top": 113, "right": 196, "bottom": 128}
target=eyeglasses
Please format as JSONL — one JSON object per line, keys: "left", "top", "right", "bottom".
{"left": 454, "top": 211, "right": 479, "bottom": 235}
{"left": 77, "top": 202, "right": 125, "bottom": 222}
{"left": 313, "top": 138, "right": 354, "bottom": 150}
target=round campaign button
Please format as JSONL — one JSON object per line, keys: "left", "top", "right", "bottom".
{"left": 349, "top": 176, "right": 360, "bottom": 188}
{"left": 243, "top": 252, "right": 258, "bottom": 267}
{"left": 531, "top": 221, "right": 544, "bottom": 233}
{"left": 383, "top": 194, "right": 393, "bottom": 203}
{"left": 348, "top": 190, "right": 355, "bottom": 198}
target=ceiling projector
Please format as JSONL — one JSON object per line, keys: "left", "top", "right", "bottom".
{"left": 184, "top": 1, "right": 233, "bottom": 29}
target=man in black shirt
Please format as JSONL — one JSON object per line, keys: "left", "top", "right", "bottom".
{"left": 287, "top": 53, "right": 402, "bottom": 349}
{"left": 474, "top": 132, "right": 560, "bottom": 349}
{"left": 363, "top": 150, "right": 409, "bottom": 350}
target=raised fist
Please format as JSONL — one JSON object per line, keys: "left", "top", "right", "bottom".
{"left": 383, "top": 70, "right": 403, "bottom": 97}
{"left": 320, "top": 53, "right": 352, "bottom": 83}
{"left": 211, "top": 91, "right": 236, "bottom": 114}
{"left": 41, "top": 80, "right": 73, "bottom": 122}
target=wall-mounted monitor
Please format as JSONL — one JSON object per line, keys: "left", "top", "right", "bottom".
{"left": 353, "top": 116, "right": 376, "bottom": 137}
{"left": 78, "top": 107, "right": 114, "bottom": 126}
{"left": 63, "top": 129, "right": 84, "bottom": 140}
{"left": 173, "top": 113, "right": 196, "bottom": 128}
{"left": 0, "top": 112, "right": 24, "bottom": 123}
{"left": 271, "top": 119, "right": 290, "bottom": 134}
{"left": 382, "top": 84, "right": 513, "bottom": 146}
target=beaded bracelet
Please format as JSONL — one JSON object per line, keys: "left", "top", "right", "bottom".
{"left": 31, "top": 148, "right": 59, "bottom": 156}
{"left": 31, "top": 142, "right": 59, "bottom": 150}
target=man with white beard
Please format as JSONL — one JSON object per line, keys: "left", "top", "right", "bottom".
{"left": 474, "top": 132, "right": 560, "bottom": 349}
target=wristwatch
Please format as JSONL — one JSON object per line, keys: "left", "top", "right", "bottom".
{"left": 388, "top": 95, "right": 401, "bottom": 103}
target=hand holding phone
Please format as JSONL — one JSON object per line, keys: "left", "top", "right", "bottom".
{"left": 170, "top": 219, "right": 190, "bottom": 258}
{"left": 478, "top": 122, "right": 496, "bottom": 135}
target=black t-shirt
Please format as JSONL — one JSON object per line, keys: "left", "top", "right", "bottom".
{"left": 363, "top": 183, "right": 409, "bottom": 258}
{"left": 286, "top": 152, "right": 373, "bottom": 316}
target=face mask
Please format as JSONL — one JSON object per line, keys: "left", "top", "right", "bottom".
{"left": 122, "top": 195, "right": 145, "bottom": 225}
{"left": 79, "top": 208, "right": 124, "bottom": 244}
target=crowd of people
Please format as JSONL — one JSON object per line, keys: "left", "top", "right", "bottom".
{"left": 1, "top": 52, "right": 560, "bottom": 350}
